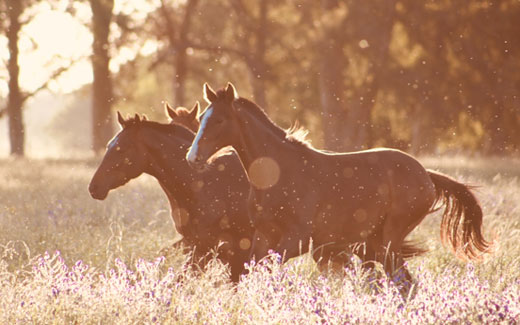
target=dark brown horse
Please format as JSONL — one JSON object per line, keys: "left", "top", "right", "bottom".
{"left": 186, "top": 82, "right": 491, "bottom": 281}
{"left": 89, "top": 111, "right": 254, "bottom": 282}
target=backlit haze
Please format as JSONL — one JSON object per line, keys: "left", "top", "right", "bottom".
{"left": 0, "top": 1, "right": 159, "bottom": 157}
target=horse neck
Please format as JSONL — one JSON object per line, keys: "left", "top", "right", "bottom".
{"left": 231, "top": 106, "right": 307, "bottom": 172}
{"left": 139, "top": 127, "right": 198, "bottom": 207}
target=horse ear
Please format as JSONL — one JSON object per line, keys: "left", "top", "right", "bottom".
{"left": 165, "top": 102, "right": 177, "bottom": 119}
{"left": 134, "top": 113, "right": 140, "bottom": 122}
{"left": 225, "top": 82, "right": 237, "bottom": 102}
{"left": 117, "top": 111, "right": 127, "bottom": 128}
{"left": 189, "top": 101, "right": 200, "bottom": 120}
{"left": 204, "top": 83, "right": 217, "bottom": 103}
{"left": 142, "top": 114, "right": 148, "bottom": 121}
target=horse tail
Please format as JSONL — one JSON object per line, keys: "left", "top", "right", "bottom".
{"left": 400, "top": 240, "right": 428, "bottom": 259}
{"left": 427, "top": 170, "right": 491, "bottom": 260}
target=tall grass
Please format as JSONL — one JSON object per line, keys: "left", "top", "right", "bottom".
{"left": 0, "top": 157, "right": 519, "bottom": 323}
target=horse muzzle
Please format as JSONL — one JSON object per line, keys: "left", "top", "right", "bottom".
{"left": 186, "top": 151, "right": 207, "bottom": 172}
{"left": 88, "top": 183, "right": 108, "bottom": 200}
{"left": 186, "top": 159, "right": 207, "bottom": 172}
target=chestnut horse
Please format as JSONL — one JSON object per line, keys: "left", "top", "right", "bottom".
{"left": 186, "top": 83, "right": 490, "bottom": 281}
{"left": 89, "top": 111, "right": 254, "bottom": 282}
{"left": 166, "top": 102, "right": 200, "bottom": 133}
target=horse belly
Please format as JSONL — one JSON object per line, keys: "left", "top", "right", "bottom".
{"left": 247, "top": 196, "right": 283, "bottom": 244}
{"left": 311, "top": 194, "right": 388, "bottom": 248}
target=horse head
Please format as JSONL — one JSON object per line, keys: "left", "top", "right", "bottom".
{"left": 88, "top": 112, "right": 150, "bottom": 200}
{"left": 165, "top": 101, "right": 200, "bottom": 133}
{"left": 186, "top": 82, "right": 238, "bottom": 170}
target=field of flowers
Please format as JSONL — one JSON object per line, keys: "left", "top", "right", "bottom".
{"left": 0, "top": 156, "right": 519, "bottom": 323}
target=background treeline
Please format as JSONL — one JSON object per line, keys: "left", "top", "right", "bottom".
{"left": 1, "top": 0, "right": 519, "bottom": 156}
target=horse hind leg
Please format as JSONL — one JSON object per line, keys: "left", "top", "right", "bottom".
{"left": 312, "top": 243, "right": 344, "bottom": 274}
{"left": 378, "top": 208, "right": 431, "bottom": 285}
{"left": 312, "top": 242, "right": 368, "bottom": 277}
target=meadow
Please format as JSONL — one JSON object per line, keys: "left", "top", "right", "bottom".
{"left": 0, "top": 156, "right": 519, "bottom": 324}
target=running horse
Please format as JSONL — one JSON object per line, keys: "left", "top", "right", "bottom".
{"left": 186, "top": 82, "right": 491, "bottom": 281}
{"left": 88, "top": 110, "right": 254, "bottom": 282}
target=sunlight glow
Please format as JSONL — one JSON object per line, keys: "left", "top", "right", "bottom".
{"left": 0, "top": 8, "right": 92, "bottom": 95}
{"left": 0, "top": 0, "right": 160, "bottom": 96}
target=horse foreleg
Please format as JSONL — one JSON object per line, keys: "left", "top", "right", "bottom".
{"left": 249, "top": 230, "right": 272, "bottom": 262}
{"left": 274, "top": 230, "right": 310, "bottom": 262}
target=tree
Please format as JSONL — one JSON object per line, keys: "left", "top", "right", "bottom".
{"left": 89, "top": 0, "right": 114, "bottom": 153}
{"left": 148, "top": 0, "right": 272, "bottom": 109}
{"left": 155, "top": 0, "right": 200, "bottom": 107}
{"left": 111, "top": 0, "right": 520, "bottom": 155}
{"left": 0, "top": 0, "right": 76, "bottom": 156}
{"left": 315, "top": 0, "right": 396, "bottom": 151}
{"left": 4, "top": 0, "right": 24, "bottom": 156}
{"left": 315, "top": 0, "right": 348, "bottom": 151}
{"left": 228, "top": 0, "right": 270, "bottom": 110}
{"left": 394, "top": 0, "right": 520, "bottom": 154}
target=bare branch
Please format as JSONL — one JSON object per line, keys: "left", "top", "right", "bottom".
{"left": 230, "top": 0, "right": 257, "bottom": 32}
{"left": 22, "top": 59, "right": 82, "bottom": 103}
{"left": 0, "top": 57, "right": 87, "bottom": 119}
{"left": 178, "top": 0, "right": 199, "bottom": 44}
{"left": 148, "top": 47, "right": 173, "bottom": 71}
{"left": 159, "top": 0, "right": 178, "bottom": 47}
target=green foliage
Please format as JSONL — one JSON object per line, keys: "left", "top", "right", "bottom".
{"left": 108, "top": 0, "right": 519, "bottom": 154}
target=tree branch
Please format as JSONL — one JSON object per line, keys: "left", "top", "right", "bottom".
{"left": 159, "top": 0, "right": 178, "bottom": 48}
{"left": 230, "top": 0, "right": 257, "bottom": 33}
{"left": 178, "top": 0, "right": 199, "bottom": 45}
{"left": 148, "top": 47, "right": 173, "bottom": 71}
{"left": 0, "top": 57, "right": 86, "bottom": 119}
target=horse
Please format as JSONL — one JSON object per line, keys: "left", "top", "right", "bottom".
{"left": 185, "top": 82, "right": 491, "bottom": 282}
{"left": 165, "top": 102, "right": 200, "bottom": 133}
{"left": 88, "top": 110, "right": 254, "bottom": 282}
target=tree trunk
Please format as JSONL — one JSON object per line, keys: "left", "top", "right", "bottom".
{"left": 6, "top": 0, "right": 24, "bottom": 156}
{"left": 343, "top": 85, "right": 378, "bottom": 151}
{"left": 249, "top": 66, "right": 267, "bottom": 110}
{"left": 173, "top": 51, "right": 187, "bottom": 107}
{"left": 230, "top": 0, "right": 269, "bottom": 110}
{"left": 318, "top": 38, "right": 348, "bottom": 151}
{"left": 343, "top": 0, "right": 396, "bottom": 151}
{"left": 410, "top": 106, "right": 422, "bottom": 155}
{"left": 249, "top": 0, "right": 268, "bottom": 110}
{"left": 159, "top": 0, "right": 199, "bottom": 107}
{"left": 174, "top": 0, "right": 199, "bottom": 107}
{"left": 90, "top": 0, "right": 114, "bottom": 153}
{"left": 318, "top": 0, "right": 396, "bottom": 151}
{"left": 318, "top": 0, "right": 349, "bottom": 151}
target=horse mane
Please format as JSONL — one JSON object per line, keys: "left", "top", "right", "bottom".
{"left": 122, "top": 114, "right": 194, "bottom": 140}
{"left": 232, "top": 97, "right": 313, "bottom": 148}
{"left": 286, "top": 121, "right": 310, "bottom": 145}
